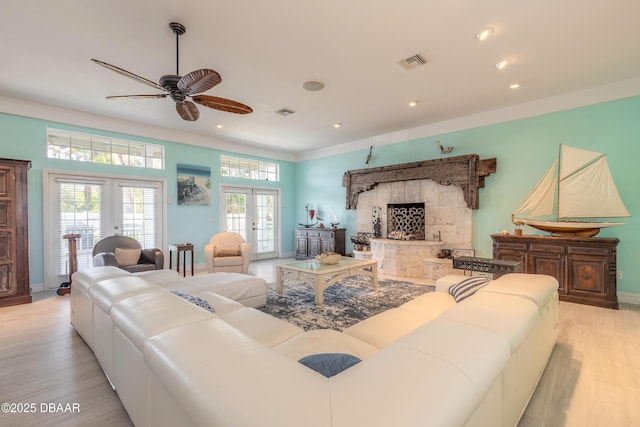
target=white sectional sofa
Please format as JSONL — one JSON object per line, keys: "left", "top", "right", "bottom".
{"left": 70, "top": 267, "right": 558, "bottom": 427}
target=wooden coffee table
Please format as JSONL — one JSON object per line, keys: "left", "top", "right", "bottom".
{"left": 276, "top": 257, "right": 378, "bottom": 308}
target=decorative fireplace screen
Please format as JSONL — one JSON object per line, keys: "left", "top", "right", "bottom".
{"left": 387, "top": 202, "right": 425, "bottom": 240}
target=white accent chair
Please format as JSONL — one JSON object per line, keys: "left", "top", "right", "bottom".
{"left": 204, "top": 232, "right": 251, "bottom": 274}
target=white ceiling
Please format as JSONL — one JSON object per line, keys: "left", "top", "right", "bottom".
{"left": 2, "top": 0, "right": 640, "bottom": 157}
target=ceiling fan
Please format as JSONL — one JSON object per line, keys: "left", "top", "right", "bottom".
{"left": 92, "top": 22, "right": 252, "bottom": 121}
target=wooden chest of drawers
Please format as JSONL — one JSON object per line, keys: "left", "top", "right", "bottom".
{"left": 492, "top": 234, "right": 619, "bottom": 309}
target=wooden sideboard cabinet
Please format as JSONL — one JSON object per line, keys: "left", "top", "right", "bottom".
{"left": 0, "top": 158, "right": 31, "bottom": 307}
{"left": 492, "top": 234, "right": 619, "bottom": 309}
{"left": 295, "top": 227, "right": 346, "bottom": 260}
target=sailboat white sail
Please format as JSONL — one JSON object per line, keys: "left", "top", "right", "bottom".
{"left": 512, "top": 144, "right": 629, "bottom": 236}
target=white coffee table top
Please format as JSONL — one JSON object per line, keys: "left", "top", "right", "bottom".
{"left": 278, "top": 257, "right": 376, "bottom": 274}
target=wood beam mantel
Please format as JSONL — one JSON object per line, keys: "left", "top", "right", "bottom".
{"left": 342, "top": 154, "right": 497, "bottom": 210}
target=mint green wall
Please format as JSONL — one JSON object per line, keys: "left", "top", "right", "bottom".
{"left": 0, "top": 113, "right": 295, "bottom": 286}
{"left": 2, "top": 96, "right": 639, "bottom": 295}
{"left": 295, "top": 96, "right": 640, "bottom": 295}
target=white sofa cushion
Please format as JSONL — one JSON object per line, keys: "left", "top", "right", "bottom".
{"left": 111, "top": 292, "right": 215, "bottom": 351}
{"left": 343, "top": 308, "right": 430, "bottom": 348}
{"left": 343, "top": 291, "right": 456, "bottom": 348}
{"left": 182, "top": 272, "right": 266, "bottom": 307}
{"left": 479, "top": 273, "right": 559, "bottom": 308}
{"left": 439, "top": 292, "right": 539, "bottom": 353}
{"left": 90, "top": 276, "right": 162, "bottom": 314}
{"left": 218, "top": 307, "right": 303, "bottom": 347}
{"left": 393, "top": 317, "right": 511, "bottom": 395}
{"left": 330, "top": 346, "right": 484, "bottom": 427}
{"left": 72, "top": 266, "right": 131, "bottom": 294}
{"left": 134, "top": 269, "right": 181, "bottom": 285}
{"left": 144, "top": 318, "right": 332, "bottom": 427}
{"left": 397, "top": 291, "right": 456, "bottom": 316}
{"left": 274, "top": 329, "right": 379, "bottom": 361}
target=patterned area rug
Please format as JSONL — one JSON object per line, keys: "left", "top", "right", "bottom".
{"left": 258, "top": 275, "right": 434, "bottom": 331}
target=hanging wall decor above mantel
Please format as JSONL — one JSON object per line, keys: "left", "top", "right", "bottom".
{"left": 342, "top": 154, "right": 497, "bottom": 210}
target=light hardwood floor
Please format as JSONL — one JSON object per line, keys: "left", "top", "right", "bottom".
{"left": 1, "top": 262, "right": 639, "bottom": 426}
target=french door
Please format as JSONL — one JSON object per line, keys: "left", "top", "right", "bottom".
{"left": 43, "top": 171, "right": 166, "bottom": 290}
{"left": 221, "top": 186, "right": 279, "bottom": 260}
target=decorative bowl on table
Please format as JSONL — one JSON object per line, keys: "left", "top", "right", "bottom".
{"left": 315, "top": 252, "right": 341, "bottom": 264}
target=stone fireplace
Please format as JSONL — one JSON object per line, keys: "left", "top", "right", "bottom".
{"left": 344, "top": 154, "right": 497, "bottom": 279}
{"left": 355, "top": 179, "right": 472, "bottom": 277}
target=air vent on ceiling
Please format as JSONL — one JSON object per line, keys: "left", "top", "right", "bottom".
{"left": 398, "top": 54, "right": 428, "bottom": 70}
{"left": 275, "top": 108, "right": 295, "bottom": 116}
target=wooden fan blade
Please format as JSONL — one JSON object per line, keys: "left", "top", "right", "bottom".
{"left": 106, "top": 94, "right": 167, "bottom": 100}
{"left": 191, "top": 95, "right": 253, "bottom": 114}
{"left": 176, "top": 101, "right": 200, "bottom": 121}
{"left": 92, "top": 59, "right": 165, "bottom": 91}
{"left": 177, "top": 69, "right": 221, "bottom": 95}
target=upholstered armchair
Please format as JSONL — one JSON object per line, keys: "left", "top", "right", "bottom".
{"left": 92, "top": 235, "right": 164, "bottom": 273}
{"left": 204, "top": 232, "right": 251, "bottom": 274}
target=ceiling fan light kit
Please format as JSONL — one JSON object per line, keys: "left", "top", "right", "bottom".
{"left": 92, "top": 22, "right": 252, "bottom": 121}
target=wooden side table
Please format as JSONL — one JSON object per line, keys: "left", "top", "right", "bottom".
{"left": 169, "top": 243, "right": 194, "bottom": 277}
{"left": 57, "top": 233, "right": 81, "bottom": 295}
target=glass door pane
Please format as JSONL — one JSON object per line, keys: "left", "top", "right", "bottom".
{"left": 253, "top": 190, "right": 277, "bottom": 260}
{"left": 56, "top": 181, "right": 105, "bottom": 282}
{"left": 224, "top": 189, "right": 249, "bottom": 240}
{"left": 116, "top": 181, "right": 162, "bottom": 248}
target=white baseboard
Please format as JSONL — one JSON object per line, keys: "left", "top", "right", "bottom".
{"left": 30, "top": 282, "right": 45, "bottom": 293}
{"left": 618, "top": 292, "right": 640, "bottom": 306}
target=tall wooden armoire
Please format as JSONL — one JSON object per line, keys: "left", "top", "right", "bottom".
{"left": 0, "top": 158, "right": 31, "bottom": 307}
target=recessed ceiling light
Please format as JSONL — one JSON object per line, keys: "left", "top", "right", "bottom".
{"left": 333, "top": 123, "right": 342, "bottom": 128}
{"left": 476, "top": 27, "right": 494, "bottom": 41}
{"left": 302, "top": 80, "right": 325, "bottom": 91}
{"left": 409, "top": 101, "right": 418, "bottom": 107}
{"left": 216, "top": 123, "right": 224, "bottom": 129}
{"left": 496, "top": 58, "right": 511, "bottom": 70}
{"left": 509, "top": 82, "right": 521, "bottom": 89}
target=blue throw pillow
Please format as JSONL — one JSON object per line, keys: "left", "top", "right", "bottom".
{"left": 170, "top": 290, "right": 215, "bottom": 313}
{"left": 448, "top": 276, "right": 490, "bottom": 303}
{"left": 298, "top": 353, "right": 361, "bottom": 378}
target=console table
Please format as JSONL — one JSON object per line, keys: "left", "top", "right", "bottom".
{"left": 492, "top": 234, "right": 619, "bottom": 309}
{"left": 169, "top": 243, "right": 194, "bottom": 277}
{"left": 453, "top": 256, "right": 521, "bottom": 275}
{"left": 295, "top": 227, "right": 345, "bottom": 260}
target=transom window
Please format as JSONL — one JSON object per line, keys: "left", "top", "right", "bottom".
{"left": 47, "top": 128, "right": 164, "bottom": 170}
{"left": 220, "top": 154, "right": 279, "bottom": 181}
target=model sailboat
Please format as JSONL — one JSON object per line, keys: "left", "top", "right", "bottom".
{"left": 512, "top": 144, "right": 629, "bottom": 237}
